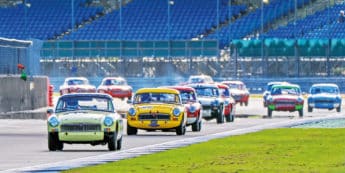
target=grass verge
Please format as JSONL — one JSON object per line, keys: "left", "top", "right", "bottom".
{"left": 65, "top": 128, "right": 345, "bottom": 173}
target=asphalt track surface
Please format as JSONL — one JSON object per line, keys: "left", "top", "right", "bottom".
{"left": 0, "top": 97, "right": 343, "bottom": 172}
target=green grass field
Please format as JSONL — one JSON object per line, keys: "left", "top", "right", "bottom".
{"left": 65, "top": 128, "right": 345, "bottom": 173}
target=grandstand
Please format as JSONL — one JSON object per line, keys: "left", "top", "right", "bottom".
{"left": 0, "top": 0, "right": 345, "bottom": 79}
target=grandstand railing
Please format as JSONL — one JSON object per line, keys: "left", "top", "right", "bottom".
{"left": 231, "top": 39, "right": 345, "bottom": 57}
{"left": 40, "top": 40, "right": 219, "bottom": 58}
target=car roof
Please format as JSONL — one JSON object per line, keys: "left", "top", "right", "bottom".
{"left": 187, "top": 83, "right": 218, "bottom": 88}
{"left": 136, "top": 88, "right": 180, "bottom": 94}
{"left": 222, "top": 80, "right": 244, "bottom": 85}
{"left": 65, "top": 77, "right": 88, "bottom": 81}
{"left": 267, "top": 81, "right": 289, "bottom": 85}
{"left": 59, "top": 93, "right": 112, "bottom": 99}
{"left": 272, "top": 83, "right": 300, "bottom": 89}
{"left": 311, "top": 83, "right": 339, "bottom": 88}
{"left": 160, "top": 85, "right": 196, "bottom": 92}
{"left": 102, "top": 77, "right": 126, "bottom": 81}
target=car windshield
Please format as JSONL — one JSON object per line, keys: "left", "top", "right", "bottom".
{"left": 219, "top": 88, "right": 230, "bottom": 97}
{"left": 102, "top": 79, "right": 126, "bottom": 86}
{"left": 67, "top": 79, "right": 87, "bottom": 85}
{"left": 179, "top": 90, "right": 197, "bottom": 104}
{"left": 55, "top": 96, "right": 114, "bottom": 113}
{"left": 271, "top": 87, "right": 301, "bottom": 96}
{"left": 133, "top": 93, "right": 180, "bottom": 104}
{"left": 194, "top": 87, "right": 219, "bottom": 97}
{"left": 310, "top": 87, "right": 339, "bottom": 94}
{"left": 229, "top": 83, "right": 243, "bottom": 90}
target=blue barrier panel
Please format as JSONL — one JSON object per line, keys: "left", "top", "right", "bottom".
{"left": 40, "top": 40, "right": 218, "bottom": 58}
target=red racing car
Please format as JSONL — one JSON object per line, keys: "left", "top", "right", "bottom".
{"left": 161, "top": 86, "right": 203, "bottom": 131}
{"left": 97, "top": 77, "right": 132, "bottom": 100}
{"left": 222, "top": 80, "right": 250, "bottom": 106}
{"left": 216, "top": 83, "right": 236, "bottom": 122}
{"left": 59, "top": 77, "right": 96, "bottom": 96}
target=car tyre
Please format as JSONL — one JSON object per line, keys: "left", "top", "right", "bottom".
{"left": 127, "top": 123, "right": 138, "bottom": 135}
{"left": 337, "top": 107, "right": 341, "bottom": 112}
{"left": 299, "top": 110, "right": 304, "bottom": 117}
{"left": 267, "top": 108, "right": 272, "bottom": 118}
{"left": 216, "top": 107, "right": 224, "bottom": 124}
{"left": 225, "top": 114, "right": 231, "bottom": 122}
{"left": 108, "top": 132, "right": 118, "bottom": 151}
{"left": 48, "top": 132, "right": 63, "bottom": 151}
{"left": 192, "top": 120, "right": 201, "bottom": 132}
{"left": 308, "top": 106, "right": 313, "bottom": 112}
{"left": 176, "top": 122, "right": 186, "bottom": 135}
{"left": 117, "top": 137, "right": 122, "bottom": 150}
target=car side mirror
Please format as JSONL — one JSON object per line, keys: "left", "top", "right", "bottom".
{"left": 47, "top": 109, "right": 54, "bottom": 114}
{"left": 127, "top": 99, "right": 132, "bottom": 104}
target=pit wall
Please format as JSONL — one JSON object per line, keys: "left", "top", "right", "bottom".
{"left": 0, "top": 75, "right": 48, "bottom": 113}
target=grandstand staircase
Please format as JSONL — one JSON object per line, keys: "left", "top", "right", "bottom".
{"left": 197, "top": 0, "right": 254, "bottom": 39}
{"left": 57, "top": 0, "right": 132, "bottom": 40}
{"left": 219, "top": 49, "right": 238, "bottom": 77}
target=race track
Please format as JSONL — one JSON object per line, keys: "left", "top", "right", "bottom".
{"left": 0, "top": 97, "right": 343, "bottom": 172}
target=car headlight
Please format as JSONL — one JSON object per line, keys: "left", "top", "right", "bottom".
{"left": 336, "top": 97, "right": 342, "bottom": 102}
{"left": 189, "top": 106, "right": 196, "bottom": 113}
{"left": 48, "top": 116, "right": 59, "bottom": 127}
{"left": 104, "top": 116, "right": 114, "bottom": 126}
{"left": 173, "top": 108, "right": 181, "bottom": 116}
{"left": 128, "top": 107, "right": 136, "bottom": 116}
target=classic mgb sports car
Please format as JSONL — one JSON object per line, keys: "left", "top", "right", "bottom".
{"left": 188, "top": 83, "right": 226, "bottom": 124}
{"left": 307, "top": 83, "right": 342, "bottom": 112}
{"left": 216, "top": 83, "right": 236, "bottom": 122}
{"left": 59, "top": 77, "right": 96, "bottom": 96}
{"left": 161, "top": 86, "right": 203, "bottom": 132}
{"left": 97, "top": 77, "right": 133, "bottom": 99}
{"left": 47, "top": 93, "right": 123, "bottom": 151}
{"left": 266, "top": 84, "right": 304, "bottom": 117}
{"left": 127, "top": 88, "right": 187, "bottom": 135}
{"left": 222, "top": 80, "right": 249, "bottom": 106}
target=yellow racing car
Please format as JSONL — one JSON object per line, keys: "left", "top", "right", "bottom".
{"left": 127, "top": 88, "right": 187, "bottom": 135}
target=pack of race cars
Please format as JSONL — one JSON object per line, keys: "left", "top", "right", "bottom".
{"left": 47, "top": 75, "right": 342, "bottom": 151}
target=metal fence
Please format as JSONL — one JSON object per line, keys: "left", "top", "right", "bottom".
{"left": 0, "top": 37, "right": 32, "bottom": 75}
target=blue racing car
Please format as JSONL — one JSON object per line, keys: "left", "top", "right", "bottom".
{"left": 307, "top": 83, "right": 342, "bottom": 112}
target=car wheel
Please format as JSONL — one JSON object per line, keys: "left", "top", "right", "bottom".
{"left": 127, "top": 123, "right": 138, "bottom": 135}
{"left": 337, "top": 107, "right": 341, "bottom": 112}
{"left": 308, "top": 106, "right": 313, "bottom": 112}
{"left": 48, "top": 132, "right": 62, "bottom": 151}
{"left": 176, "top": 122, "right": 186, "bottom": 135}
{"left": 108, "top": 132, "right": 118, "bottom": 151}
{"left": 117, "top": 137, "right": 122, "bottom": 150}
{"left": 267, "top": 108, "right": 272, "bottom": 118}
{"left": 225, "top": 114, "right": 231, "bottom": 122}
{"left": 216, "top": 107, "right": 224, "bottom": 124}
{"left": 57, "top": 141, "right": 64, "bottom": 151}
{"left": 299, "top": 110, "right": 304, "bottom": 117}
{"left": 192, "top": 120, "right": 201, "bottom": 132}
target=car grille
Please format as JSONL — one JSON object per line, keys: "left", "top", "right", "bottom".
{"left": 315, "top": 100, "right": 334, "bottom": 104}
{"left": 61, "top": 123, "right": 101, "bottom": 132}
{"left": 202, "top": 105, "right": 212, "bottom": 110}
{"left": 138, "top": 114, "right": 170, "bottom": 120}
